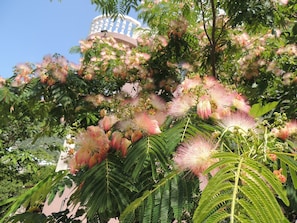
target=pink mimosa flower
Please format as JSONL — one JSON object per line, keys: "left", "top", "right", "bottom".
{"left": 203, "top": 76, "right": 219, "bottom": 89}
{"left": 211, "top": 107, "right": 231, "bottom": 120}
{"left": 0, "top": 76, "right": 6, "bottom": 87}
{"left": 108, "top": 218, "right": 120, "bottom": 223}
{"left": 208, "top": 84, "right": 234, "bottom": 114}
{"left": 220, "top": 112, "right": 256, "bottom": 133}
{"left": 120, "top": 138, "right": 131, "bottom": 157}
{"left": 87, "top": 125, "right": 105, "bottom": 139}
{"left": 168, "top": 95, "right": 197, "bottom": 117}
{"left": 203, "top": 77, "right": 235, "bottom": 120}
{"left": 151, "top": 111, "right": 168, "bottom": 127}
{"left": 88, "top": 155, "right": 98, "bottom": 168}
{"left": 131, "top": 130, "right": 143, "bottom": 142}
{"left": 99, "top": 115, "right": 118, "bottom": 132}
{"left": 14, "top": 63, "right": 32, "bottom": 76}
{"left": 232, "top": 94, "right": 251, "bottom": 113}
{"left": 233, "top": 33, "right": 250, "bottom": 47}
{"left": 110, "top": 131, "right": 123, "bottom": 150}
{"left": 278, "top": 0, "right": 288, "bottom": 5}
{"left": 134, "top": 112, "right": 161, "bottom": 135}
{"left": 75, "top": 149, "right": 92, "bottom": 166}
{"left": 149, "top": 94, "right": 167, "bottom": 111}
{"left": 79, "top": 39, "right": 93, "bottom": 53}
{"left": 272, "top": 120, "right": 297, "bottom": 140}
{"left": 69, "top": 157, "right": 78, "bottom": 174}
{"left": 174, "top": 136, "right": 218, "bottom": 188}
{"left": 74, "top": 125, "right": 110, "bottom": 168}
{"left": 180, "top": 76, "right": 201, "bottom": 92}
{"left": 272, "top": 128, "right": 289, "bottom": 140}
{"left": 157, "top": 35, "right": 168, "bottom": 47}
{"left": 197, "top": 96, "right": 212, "bottom": 119}
{"left": 13, "top": 63, "right": 33, "bottom": 85}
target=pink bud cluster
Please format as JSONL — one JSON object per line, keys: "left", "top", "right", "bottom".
{"left": 70, "top": 125, "right": 110, "bottom": 173}
{"left": 70, "top": 103, "right": 164, "bottom": 173}
{"left": 0, "top": 76, "right": 5, "bottom": 87}
{"left": 35, "top": 55, "right": 71, "bottom": 86}
{"left": 168, "top": 17, "right": 188, "bottom": 39}
{"left": 273, "top": 168, "right": 287, "bottom": 183}
{"left": 79, "top": 36, "right": 151, "bottom": 83}
{"left": 169, "top": 76, "right": 251, "bottom": 120}
{"left": 13, "top": 63, "right": 34, "bottom": 86}
{"left": 233, "top": 30, "right": 297, "bottom": 84}
{"left": 137, "top": 34, "right": 169, "bottom": 51}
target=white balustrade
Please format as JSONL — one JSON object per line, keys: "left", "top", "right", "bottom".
{"left": 89, "top": 15, "right": 141, "bottom": 38}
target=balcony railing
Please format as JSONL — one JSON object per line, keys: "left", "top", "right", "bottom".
{"left": 89, "top": 15, "right": 141, "bottom": 39}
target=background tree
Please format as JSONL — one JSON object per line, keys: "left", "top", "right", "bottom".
{"left": 1, "top": 0, "right": 297, "bottom": 222}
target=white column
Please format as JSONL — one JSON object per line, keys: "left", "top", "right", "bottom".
{"left": 127, "top": 21, "right": 133, "bottom": 37}
{"left": 114, "top": 18, "right": 120, "bottom": 33}
{"left": 120, "top": 20, "right": 126, "bottom": 34}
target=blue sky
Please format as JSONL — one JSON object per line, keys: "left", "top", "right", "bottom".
{"left": 0, "top": 0, "right": 103, "bottom": 78}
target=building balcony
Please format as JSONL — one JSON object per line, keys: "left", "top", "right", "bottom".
{"left": 89, "top": 15, "right": 142, "bottom": 47}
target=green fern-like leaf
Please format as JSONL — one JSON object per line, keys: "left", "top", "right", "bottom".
{"left": 120, "top": 170, "right": 199, "bottom": 222}
{"left": 124, "top": 134, "right": 169, "bottom": 180}
{"left": 70, "top": 154, "right": 134, "bottom": 221}
{"left": 276, "top": 153, "right": 297, "bottom": 189}
{"left": 193, "top": 152, "right": 290, "bottom": 223}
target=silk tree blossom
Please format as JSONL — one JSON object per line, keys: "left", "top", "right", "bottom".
{"left": 85, "top": 94, "right": 106, "bottom": 107}
{"left": 170, "top": 76, "right": 200, "bottom": 105}
{"left": 134, "top": 112, "right": 161, "bottom": 135}
{"left": 35, "top": 55, "right": 69, "bottom": 85}
{"left": 110, "top": 131, "right": 131, "bottom": 157}
{"left": 136, "top": 35, "right": 153, "bottom": 47}
{"left": 120, "top": 138, "right": 131, "bottom": 157}
{"left": 197, "top": 96, "right": 212, "bottom": 119}
{"left": 149, "top": 93, "right": 167, "bottom": 111}
{"left": 203, "top": 77, "right": 247, "bottom": 119}
{"left": 233, "top": 32, "right": 250, "bottom": 48}
{"left": 72, "top": 125, "right": 111, "bottom": 170}
{"left": 99, "top": 115, "right": 119, "bottom": 132}
{"left": 219, "top": 111, "right": 256, "bottom": 133}
{"left": 275, "top": 0, "right": 289, "bottom": 5}
{"left": 232, "top": 94, "right": 251, "bottom": 113}
{"left": 0, "top": 76, "right": 5, "bottom": 87}
{"left": 174, "top": 136, "right": 218, "bottom": 190}
{"left": 13, "top": 63, "right": 33, "bottom": 85}
{"left": 207, "top": 83, "right": 234, "bottom": 112}
{"left": 168, "top": 95, "right": 197, "bottom": 117}
{"left": 110, "top": 131, "right": 123, "bottom": 151}
{"left": 272, "top": 120, "right": 297, "bottom": 140}
{"left": 157, "top": 35, "right": 168, "bottom": 47}
{"left": 180, "top": 76, "right": 202, "bottom": 93}
{"left": 168, "top": 17, "right": 188, "bottom": 38}
{"left": 79, "top": 39, "right": 93, "bottom": 53}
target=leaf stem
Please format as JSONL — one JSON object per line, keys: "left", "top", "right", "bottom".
{"left": 181, "top": 117, "right": 190, "bottom": 142}
{"left": 230, "top": 156, "right": 243, "bottom": 223}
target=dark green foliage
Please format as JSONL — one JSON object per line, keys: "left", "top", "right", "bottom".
{"left": 222, "top": 0, "right": 276, "bottom": 29}
{"left": 0, "top": 171, "right": 68, "bottom": 223}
